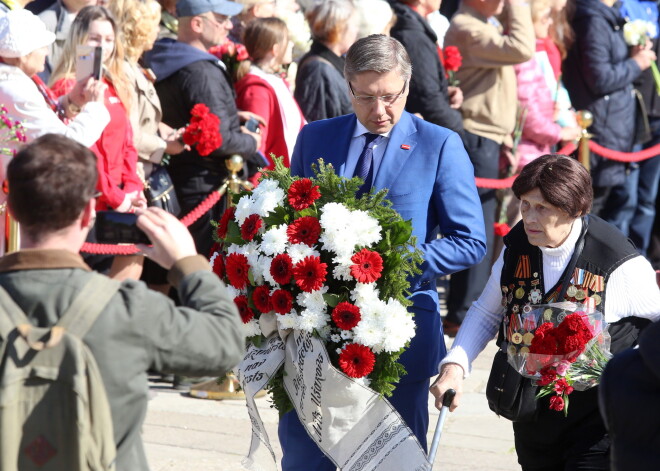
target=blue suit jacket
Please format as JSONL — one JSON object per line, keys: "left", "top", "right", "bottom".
{"left": 291, "top": 111, "right": 486, "bottom": 381}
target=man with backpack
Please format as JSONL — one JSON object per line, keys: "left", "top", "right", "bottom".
{"left": 0, "top": 133, "right": 245, "bottom": 470}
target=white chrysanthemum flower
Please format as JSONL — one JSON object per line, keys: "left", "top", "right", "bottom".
{"left": 276, "top": 311, "right": 298, "bottom": 330}
{"left": 318, "top": 325, "right": 332, "bottom": 340}
{"left": 260, "top": 225, "right": 288, "bottom": 255}
{"left": 209, "top": 251, "right": 220, "bottom": 266}
{"left": 352, "top": 376, "right": 372, "bottom": 388}
{"left": 379, "top": 300, "right": 416, "bottom": 352}
{"left": 340, "top": 329, "right": 353, "bottom": 340}
{"left": 258, "top": 255, "right": 278, "bottom": 287}
{"left": 296, "top": 287, "right": 328, "bottom": 312}
{"left": 336, "top": 347, "right": 343, "bottom": 355}
{"left": 297, "top": 309, "right": 329, "bottom": 333}
{"left": 252, "top": 186, "right": 286, "bottom": 217}
{"left": 330, "top": 334, "right": 341, "bottom": 343}
{"left": 288, "top": 243, "right": 320, "bottom": 264}
{"left": 352, "top": 316, "right": 383, "bottom": 351}
{"left": 251, "top": 178, "right": 280, "bottom": 196}
{"left": 235, "top": 195, "right": 255, "bottom": 225}
{"left": 350, "top": 283, "right": 380, "bottom": 305}
{"left": 225, "top": 243, "right": 242, "bottom": 255}
{"left": 242, "top": 318, "right": 262, "bottom": 337}
{"left": 350, "top": 210, "right": 382, "bottom": 247}
{"left": 225, "top": 285, "right": 243, "bottom": 300}
{"left": 319, "top": 202, "right": 351, "bottom": 231}
{"left": 332, "top": 255, "right": 354, "bottom": 281}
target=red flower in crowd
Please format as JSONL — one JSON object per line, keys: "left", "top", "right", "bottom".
{"left": 271, "top": 289, "right": 293, "bottom": 314}
{"left": 350, "top": 249, "right": 383, "bottom": 283}
{"left": 537, "top": 372, "right": 556, "bottom": 387}
{"left": 530, "top": 322, "right": 559, "bottom": 355}
{"left": 212, "top": 253, "right": 225, "bottom": 279}
{"left": 270, "top": 253, "right": 293, "bottom": 285}
{"left": 241, "top": 214, "right": 263, "bottom": 241}
{"left": 549, "top": 395, "right": 565, "bottom": 412}
{"left": 293, "top": 256, "right": 327, "bottom": 292}
{"left": 331, "top": 302, "right": 362, "bottom": 330}
{"left": 338, "top": 343, "right": 376, "bottom": 378}
{"left": 234, "top": 295, "right": 255, "bottom": 324}
{"left": 209, "top": 41, "right": 248, "bottom": 61}
{"left": 182, "top": 103, "right": 223, "bottom": 156}
{"left": 252, "top": 285, "right": 272, "bottom": 313}
{"left": 443, "top": 46, "right": 462, "bottom": 72}
{"left": 217, "top": 206, "right": 236, "bottom": 239}
{"left": 494, "top": 222, "right": 511, "bottom": 237}
{"left": 288, "top": 178, "right": 321, "bottom": 211}
{"left": 225, "top": 253, "right": 250, "bottom": 289}
{"left": 554, "top": 378, "right": 574, "bottom": 396}
{"left": 287, "top": 216, "right": 322, "bottom": 246}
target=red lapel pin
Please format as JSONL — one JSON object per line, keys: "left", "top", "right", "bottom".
{"left": 400, "top": 144, "right": 410, "bottom": 150}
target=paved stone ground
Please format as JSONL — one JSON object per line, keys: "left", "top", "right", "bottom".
{"left": 142, "top": 337, "right": 520, "bottom": 471}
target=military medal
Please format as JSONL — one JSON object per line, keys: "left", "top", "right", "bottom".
{"left": 575, "top": 289, "right": 586, "bottom": 301}
{"left": 566, "top": 285, "right": 577, "bottom": 298}
{"left": 508, "top": 344, "right": 517, "bottom": 356}
{"left": 592, "top": 293, "right": 602, "bottom": 305}
{"left": 522, "top": 332, "right": 534, "bottom": 345}
{"left": 528, "top": 287, "right": 542, "bottom": 304}
{"left": 512, "top": 304, "right": 520, "bottom": 313}
{"left": 511, "top": 332, "right": 523, "bottom": 344}
{"left": 515, "top": 286, "right": 525, "bottom": 299}
{"left": 543, "top": 308, "right": 553, "bottom": 321}
{"left": 558, "top": 311, "right": 566, "bottom": 322}
{"left": 520, "top": 346, "right": 530, "bottom": 354}
{"left": 523, "top": 303, "right": 532, "bottom": 313}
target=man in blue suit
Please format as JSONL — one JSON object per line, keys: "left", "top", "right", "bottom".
{"left": 280, "top": 34, "right": 486, "bottom": 470}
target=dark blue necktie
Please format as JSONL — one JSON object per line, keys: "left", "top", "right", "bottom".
{"left": 354, "top": 133, "right": 384, "bottom": 197}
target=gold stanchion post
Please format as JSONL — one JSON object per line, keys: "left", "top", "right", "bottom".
{"left": 576, "top": 110, "right": 593, "bottom": 172}
{"left": 189, "top": 155, "right": 262, "bottom": 401}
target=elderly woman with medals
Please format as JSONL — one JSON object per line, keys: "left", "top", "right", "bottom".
{"left": 431, "top": 154, "right": 660, "bottom": 471}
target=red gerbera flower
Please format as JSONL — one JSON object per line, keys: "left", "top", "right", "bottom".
{"left": 234, "top": 295, "right": 255, "bottom": 324}
{"left": 338, "top": 343, "right": 376, "bottom": 378}
{"left": 225, "top": 253, "right": 250, "bottom": 289}
{"left": 293, "top": 256, "right": 327, "bottom": 292}
{"left": 212, "top": 253, "right": 225, "bottom": 279}
{"left": 252, "top": 285, "right": 272, "bottom": 313}
{"left": 270, "top": 253, "right": 293, "bottom": 285}
{"left": 287, "top": 216, "right": 322, "bottom": 246}
{"left": 217, "top": 207, "right": 236, "bottom": 239}
{"left": 288, "top": 178, "right": 321, "bottom": 211}
{"left": 271, "top": 289, "right": 293, "bottom": 314}
{"left": 331, "top": 302, "right": 361, "bottom": 330}
{"left": 350, "top": 249, "right": 383, "bottom": 283}
{"left": 241, "top": 214, "right": 263, "bottom": 241}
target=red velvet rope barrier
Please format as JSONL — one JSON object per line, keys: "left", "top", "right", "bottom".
{"left": 588, "top": 140, "right": 660, "bottom": 163}
{"left": 80, "top": 190, "right": 224, "bottom": 255}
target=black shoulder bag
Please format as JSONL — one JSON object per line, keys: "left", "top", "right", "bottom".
{"left": 144, "top": 164, "right": 181, "bottom": 217}
{"left": 485, "top": 216, "right": 589, "bottom": 422}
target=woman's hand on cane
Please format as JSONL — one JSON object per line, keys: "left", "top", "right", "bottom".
{"left": 430, "top": 363, "right": 464, "bottom": 412}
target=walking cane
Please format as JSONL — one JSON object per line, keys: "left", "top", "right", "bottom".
{"left": 428, "top": 388, "right": 456, "bottom": 468}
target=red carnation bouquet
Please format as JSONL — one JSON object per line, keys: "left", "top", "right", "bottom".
{"left": 440, "top": 45, "right": 462, "bottom": 86}
{"left": 182, "top": 103, "right": 222, "bottom": 156}
{"left": 506, "top": 303, "right": 611, "bottom": 415}
{"left": 210, "top": 158, "right": 422, "bottom": 414}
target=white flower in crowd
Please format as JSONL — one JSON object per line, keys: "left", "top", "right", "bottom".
{"left": 251, "top": 180, "right": 285, "bottom": 217}
{"left": 226, "top": 285, "right": 242, "bottom": 300}
{"left": 352, "top": 313, "right": 383, "bottom": 351}
{"left": 276, "top": 311, "right": 299, "bottom": 330}
{"left": 234, "top": 194, "right": 255, "bottom": 225}
{"left": 330, "top": 333, "right": 342, "bottom": 343}
{"left": 350, "top": 210, "right": 382, "bottom": 247}
{"left": 296, "top": 286, "right": 329, "bottom": 313}
{"left": 243, "top": 318, "right": 262, "bottom": 337}
{"left": 350, "top": 283, "right": 381, "bottom": 305}
{"left": 623, "top": 19, "right": 656, "bottom": 46}
{"left": 261, "top": 224, "right": 289, "bottom": 255}
{"left": 318, "top": 325, "right": 332, "bottom": 340}
{"left": 209, "top": 251, "right": 220, "bottom": 266}
{"left": 288, "top": 243, "right": 320, "bottom": 264}
{"left": 258, "top": 255, "right": 277, "bottom": 287}
{"left": 380, "top": 300, "right": 416, "bottom": 353}
{"left": 340, "top": 329, "right": 353, "bottom": 340}
{"left": 352, "top": 376, "right": 372, "bottom": 388}
{"left": 297, "top": 309, "right": 329, "bottom": 333}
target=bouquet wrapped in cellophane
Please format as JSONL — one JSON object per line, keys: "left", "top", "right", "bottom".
{"left": 506, "top": 302, "right": 612, "bottom": 415}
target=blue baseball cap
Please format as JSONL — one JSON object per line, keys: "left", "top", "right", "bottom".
{"left": 176, "top": 0, "right": 243, "bottom": 18}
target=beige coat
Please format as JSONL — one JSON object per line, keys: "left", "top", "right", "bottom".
{"left": 445, "top": 3, "right": 535, "bottom": 145}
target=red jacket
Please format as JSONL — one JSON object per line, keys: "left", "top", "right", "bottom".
{"left": 52, "top": 77, "right": 142, "bottom": 210}
{"left": 235, "top": 73, "right": 304, "bottom": 169}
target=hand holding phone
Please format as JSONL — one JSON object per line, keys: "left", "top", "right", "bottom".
{"left": 136, "top": 207, "right": 198, "bottom": 270}
{"left": 245, "top": 117, "right": 260, "bottom": 133}
{"left": 75, "top": 45, "right": 103, "bottom": 82}
{"left": 95, "top": 211, "right": 150, "bottom": 245}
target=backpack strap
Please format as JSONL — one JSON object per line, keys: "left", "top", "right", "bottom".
{"left": 57, "top": 273, "right": 121, "bottom": 339}
{"left": 0, "top": 286, "right": 31, "bottom": 341}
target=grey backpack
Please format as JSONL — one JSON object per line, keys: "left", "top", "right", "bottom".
{"left": 0, "top": 274, "right": 120, "bottom": 471}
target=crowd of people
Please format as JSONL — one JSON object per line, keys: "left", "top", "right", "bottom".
{"left": 0, "top": 0, "right": 659, "bottom": 469}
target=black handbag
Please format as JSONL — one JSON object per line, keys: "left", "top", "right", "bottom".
{"left": 485, "top": 216, "right": 590, "bottom": 422}
{"left": 144, "top": 164, "right": 181, "bottom": 216}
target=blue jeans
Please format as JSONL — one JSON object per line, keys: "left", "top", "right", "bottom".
{"left": 611, "top": 117, "right": 660, "bottom": 255}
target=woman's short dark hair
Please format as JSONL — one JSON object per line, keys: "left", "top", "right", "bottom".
{"left": 8, "top": 134, "right": 97, "bottom": 238}
{"left": 512, "top": 154, "right": 592, "bottom": 218}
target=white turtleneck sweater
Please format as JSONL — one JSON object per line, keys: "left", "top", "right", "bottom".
{"left": 440, "top": 218, "right": 660, "bottom": 377}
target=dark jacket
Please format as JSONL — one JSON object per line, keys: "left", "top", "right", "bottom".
{"left": 294, "top": 41, "right": 353, "bottom": 122}
{"left": 600, "top": 320, "right": 660, "bottom": 471}
{"left": 388, "top": 1, "right": 463, "bottom": 134}
{"left": 564, "top": 0, "right": 642, "bottom": 186}
{"left": 146, "top": 38, "right": 258, "bottom": 174}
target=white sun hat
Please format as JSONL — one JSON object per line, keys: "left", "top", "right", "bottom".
{"left": 0, "top": 9, "right": 55, "bottom": 58}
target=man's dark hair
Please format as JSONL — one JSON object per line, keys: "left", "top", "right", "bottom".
{"left": 512, "top": 154, "right": 592, "bottom": 218}
{"left": 8, "top": 134, "right": 98, "bottom": 237}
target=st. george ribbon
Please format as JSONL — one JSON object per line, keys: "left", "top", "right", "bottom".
{"left": 236, "top": 314, "right": 431, "bottom": 471}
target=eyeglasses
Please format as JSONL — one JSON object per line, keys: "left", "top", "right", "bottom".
{"left": 200, "top": 14, "right": 232, "bottom": 27}
{"left": 348, "top": 81, "right": 407, "bottom": 106}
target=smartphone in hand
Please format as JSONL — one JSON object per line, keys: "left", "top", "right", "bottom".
{"left": 95, "top": 211, "right": 150, "bottom": 245}
{"left": 245, "top": 117, "right": 260, "bottom": 133}
{"left": 75, "top": 45, "right": 103, "bottom": 82}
